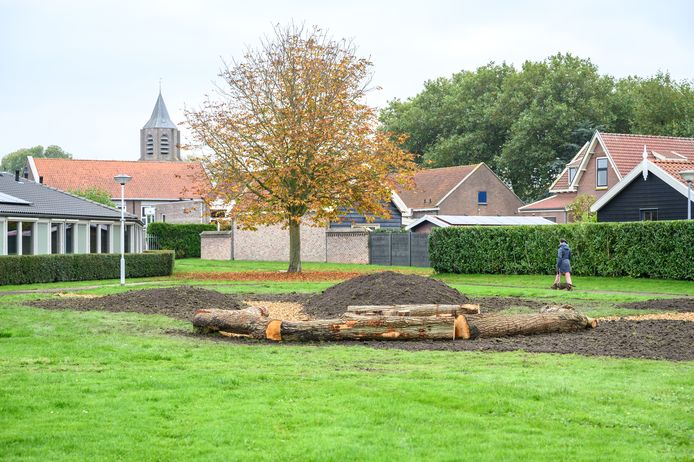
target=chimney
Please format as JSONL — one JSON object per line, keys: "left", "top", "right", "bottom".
{"left": 39, "top": 176, "right": 44, "bottom": 184}
{"left": 14, "top": 170, "right": 19, "bottom": 181}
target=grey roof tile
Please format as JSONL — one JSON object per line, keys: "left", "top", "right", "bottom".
{"left": 0, "top": 172, "right": 140, "bottom": 222}
{"left": 142, "top": 92, "right": 177, "bottom": 129}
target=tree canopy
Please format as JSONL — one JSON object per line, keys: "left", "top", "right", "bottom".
{"left": 69, "top": 187, "right": 116, "bottom": 208}
{"left": 1, "top": 145, "right": 72, "bottom": 175}
{"left": 380, "top": 54, "right": 694, "bottom": 201}
{"left": 187, "top": 24, "right": 415, "bottom": 272}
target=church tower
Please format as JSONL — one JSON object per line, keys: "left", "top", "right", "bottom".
{"left": 140, "top": 92, "right": 181, "bottom": 161}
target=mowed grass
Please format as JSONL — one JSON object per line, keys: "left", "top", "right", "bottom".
{"left": 0, "top": 303, "right": 692, "bottom": 461}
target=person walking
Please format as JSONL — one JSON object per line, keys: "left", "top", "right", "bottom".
{"left": 551, "top": 239, "right": 573, "bottom": 290}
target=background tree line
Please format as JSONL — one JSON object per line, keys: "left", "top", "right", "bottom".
{"left": 380, "top": 53, "right": 694, "bottom": 201}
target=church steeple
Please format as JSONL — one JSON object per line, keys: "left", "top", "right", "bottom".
{"left": 140, "top": 91, "right": 181, "bottom": 161}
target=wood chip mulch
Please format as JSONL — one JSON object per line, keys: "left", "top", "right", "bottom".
{"left": 599, "top": 312, "right": 694, "bottom": 322}
{"left": 174, "top": 271, "right": 363, "bottom": 282}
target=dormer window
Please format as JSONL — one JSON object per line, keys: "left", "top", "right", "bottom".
{"left": 568, "top": 167, "right": 577, "bottom": 184}
{"left": 146, "top": 135, "right": 154, "bottom": 155}
{"left": 160, "top": 134, "right": 169, "bottom": 155}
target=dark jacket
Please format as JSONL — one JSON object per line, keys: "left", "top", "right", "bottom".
{"left": 556, "top": 242, "right": 571, "bottom": 273}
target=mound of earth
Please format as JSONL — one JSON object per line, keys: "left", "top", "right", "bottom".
{"left": 618, "top": 298, "right": 694, "bottom": 312}
{"left": 31, "top": 286, "right": 245, "bottom": 321}
{"left": 303, "top": 271, "right": 468, "bottom": 319}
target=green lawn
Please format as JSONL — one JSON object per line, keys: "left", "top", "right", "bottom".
{"left": 1, "top": 303, "right": 692, "bottom": 461}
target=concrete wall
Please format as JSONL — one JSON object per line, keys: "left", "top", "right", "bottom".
{"left": 200, "top": 231, "right": 233, "bottom": 260}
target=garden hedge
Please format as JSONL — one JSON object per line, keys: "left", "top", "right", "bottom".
{"left": 0, "top": 251, "right": 175, "bottom": 285}
{"left": 146, "top": 222, "right": 215, "bottom": 258}
{"left": 429, "top": 220, "right": 694, "bottom": 280}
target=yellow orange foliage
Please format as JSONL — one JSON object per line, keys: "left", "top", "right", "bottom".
{"left": 186, "top": 24, "right": 415, "bottom": 271}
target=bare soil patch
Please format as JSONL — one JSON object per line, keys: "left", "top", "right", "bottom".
{"left": 195, "top": 319, "right": 693, "bottom": 361}
{"left": 30, "top": 286, "right": 245, "bottom": 321}
{"left": 618, "top": 298, "right": 694, "bottom": 312}
{"left": 303, "top": 271, "right": 469, "bottom": 319}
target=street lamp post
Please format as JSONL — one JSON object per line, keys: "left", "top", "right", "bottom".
{"left": 680, "top": 170, "right": 694, "bottom": 220}
{"left": 114, "top": 174, "right": 132, "bottom": 285}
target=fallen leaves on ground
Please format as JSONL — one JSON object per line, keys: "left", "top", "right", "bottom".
{"left": 175, "top": 271, "right": 363, "bottom": 282}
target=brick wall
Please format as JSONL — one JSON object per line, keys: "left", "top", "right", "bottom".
{"left": 155, "top": 200, "right": 209, "bottom": 224}
{"left": 233, "top": 223, "right": 327, "bottom": 262}
{"left": 326, "top": 230, "right": 369, "bottom": 264}
{"left": 200, "top": 231, "right": 233, "bottom": 260}
{"left": 200, "top": 224, "right": 372, "bottom": 263}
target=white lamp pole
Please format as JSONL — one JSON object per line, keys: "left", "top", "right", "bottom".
{"left": 680, "top": 170, "right": 694, "bottom": 220}
{"left": 114, "top": 174, "right": 132, "bottom": 285}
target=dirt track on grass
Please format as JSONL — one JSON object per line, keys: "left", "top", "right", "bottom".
{"left": 618, "top": 298, "right": 694, "bottom": 312}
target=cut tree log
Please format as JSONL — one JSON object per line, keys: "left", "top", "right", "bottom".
{"left": 193, "top": 307, "right": 271, "bottom": 338}
{"left": 192, "top": 307, "right": 596, "bottom": 341}
{"left": 345, "top": 304, "right": 480, "bottom": 317}
{"left": 464, "top": 308, "right": 597, "bottom": 339}
{"left": 279, "top": 316, "right": 465, "bottom": 341}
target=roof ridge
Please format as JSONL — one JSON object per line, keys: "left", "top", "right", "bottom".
{"left": 35, "top": 158, "right": 198, "bottom": 165}
{"left": 417, "top": 163, "right": 480, "bottom": 173}
{"left": 600, "top": 132, "right": 694, "bottom": 141}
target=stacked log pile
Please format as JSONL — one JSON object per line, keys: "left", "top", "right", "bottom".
{"left": 193, "top": 304, "right": 597, "bottom": 342}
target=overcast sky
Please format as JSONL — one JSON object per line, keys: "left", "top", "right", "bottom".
{"left": 1, "top": 0, "right": 693, "bottom": 161}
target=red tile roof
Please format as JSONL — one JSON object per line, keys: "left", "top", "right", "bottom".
{"left": 601, "top": 133, "right": 694, "bottom": 176}
{"left": 653, "top": 160, "right": 694, "bottom": 186}
{"left": 550, "top": 170, "right": 571, "bottom": 191}
{"left": 32, "top": 158, "right": 209, "bottom": 199}
{"left": 395, "top": 164, "right": 479, "bottom": 209}
{"left": 519, "top": 193, "right": 577, "bottom": 211}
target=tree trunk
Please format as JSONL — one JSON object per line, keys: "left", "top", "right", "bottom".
{"left": 345, "top": 304, "right": 480, "bottom": 317}
{"left": 278, "top": 316, "right": 464, "bottom": 341}
{"left": 192, "top": 308, "right": 596, "bottom": 341}
{"left": 192, "top": 307, "right": 272, "bottom": 338}
{"left": 287, "top": 219, "right": 301, "bottom": 273}
{"left": 463, "top": 308, "right": 597, "bottom": 339}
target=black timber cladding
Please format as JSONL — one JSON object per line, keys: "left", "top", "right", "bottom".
{"left": 597, "top": 174, "right": 693, "bottom": 222}
{"left": 330, "top": 201, "right": 402, "bottom": 229}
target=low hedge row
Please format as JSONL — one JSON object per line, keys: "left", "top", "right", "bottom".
{"left": 147, "top": 223, "right": 216, "bottom": 258}
{"left": 429, "top": 220, "right": 693, "bottom": 280}
{"left": 0, "top": 251, "right": 175, "bottom": 285}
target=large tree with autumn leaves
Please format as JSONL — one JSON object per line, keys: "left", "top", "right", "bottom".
{"left": 187, "top": 25, "right": 415, "bottom": 272}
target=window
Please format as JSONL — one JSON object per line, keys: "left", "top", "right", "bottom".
{"left": 542, "top": 216, "right": 557, "bottom": 223}
{"left": 640, "top": 209, "right": 658, "bottom": 221}
{"left": 160, "top": 134, "right": 169, "bottom": 155}
{"left": 22, "top": 222, "right": 33, "bottom": 254}
{"left": 51, "top": 223, "right": 60, "bottom": 254}
{"left": 7, "top": 221, "right": 17, "bottom": 255}
{"left": 65, "top": 223, "right": 74, "bottom": 254}
{"left": 146, "top": 134, "right": 154, "bottom": 155}
{"left": 90, "top": 224, "right": 98, "bottom": 253}
{"left": 142, "top": 206, "right": 155, "bottom": 226}
{"left": 568, "top": 167, "right": 577, "bottom": 184}
{"left": 124, "top": 225, "right": 131, "bottom": 253}
{"left": 596, "top": 158, "right": 608, "bottom": 187}
{"left": 477, "top": 191, "right": 487, "bottom": 205}
{"left": 100, "top": 225, "right": 109, "bottom": 253}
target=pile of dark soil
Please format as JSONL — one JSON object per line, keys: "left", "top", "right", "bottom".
{"left": 30, "top": 286, "right": 244, "bottom": 321}
{"left": 303, "top": 271, "right": 468, "bottom": 319}
{"left": 618, "top": 298, "right": 694, "bottom": 312}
